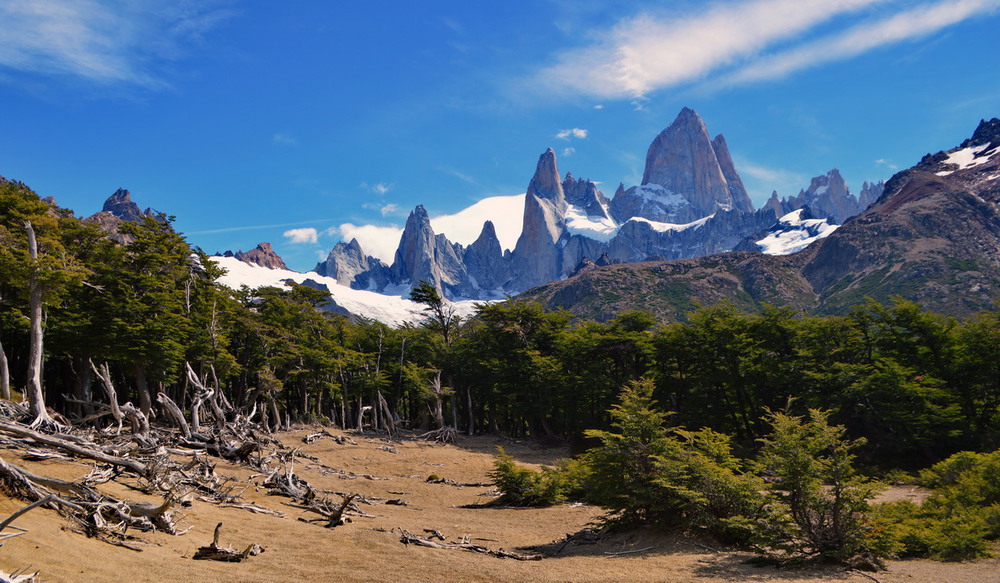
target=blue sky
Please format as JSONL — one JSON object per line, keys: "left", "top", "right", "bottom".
{"left": 1, "top": 0, "right": 999, "bottom": 271}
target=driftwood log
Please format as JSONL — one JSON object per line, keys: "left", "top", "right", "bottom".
{"left": 398, "top": 529, "right": 542, "bottom": 560}
{"left": 193, "top": 522, "right": 264, "bottom": 562}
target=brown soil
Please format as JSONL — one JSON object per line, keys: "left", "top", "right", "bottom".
{"left": 1, "top": 428, "right": 997, "bottom": 583}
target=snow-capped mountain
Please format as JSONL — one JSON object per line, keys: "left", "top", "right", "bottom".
{"left": 312, "top": 107, "right": 873, "bottom": 301}
{"left": 210, "top": 255, "right": 482, "bottom": 326}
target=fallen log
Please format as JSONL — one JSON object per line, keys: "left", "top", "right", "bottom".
{"left": 398, "top": 529, "right": 542, "bottom": 560}
{"left": 0, "top": 421, "right": 147, "bottom": 476}
{"left": 193, "top": 522, "right": 264, "bottom": 562}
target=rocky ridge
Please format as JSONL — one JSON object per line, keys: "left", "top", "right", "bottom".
{"left": 521, "top": 118, "right": 1000, "bottom": 321}
{"left": 222, "top": 242, "right": 289, "bottom": 270}
{"left": 311, "top": 108, "right": 873, "bottom": 300}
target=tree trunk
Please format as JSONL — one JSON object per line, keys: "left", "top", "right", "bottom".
{"left": 73, "top": 355, "right": 94, "bottom": 420}
{"left": 0, "top": 336, "right": 10, "bottom": 400}
{"left": 24, "top": 221, "right": 51, "bottom": 426}
{"left": 90, "top": 359, "right": 124, "bottom": 434}
{"left": 134, "top": 361, "right": 152, "bottom": 418}
{"left": 466, "top": 387, "right": 474, "bottom": 436}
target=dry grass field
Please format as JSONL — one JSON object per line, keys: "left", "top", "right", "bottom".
{"left": 0, "top": 427, "right": 997, "bottom": 583}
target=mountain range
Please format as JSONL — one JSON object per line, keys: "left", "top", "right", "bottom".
{"left": 310, "top": 107, "right": 880, "bottom": 302}
{"left": 87, "top": 108, "right": 1000, "bottom": 325}
{"left": 521, "top": 117, "right": 1000, "bottom": 321}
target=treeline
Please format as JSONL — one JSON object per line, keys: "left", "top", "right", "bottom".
{"left": 2, "top": 178, "right": 1000, "bottom": 469}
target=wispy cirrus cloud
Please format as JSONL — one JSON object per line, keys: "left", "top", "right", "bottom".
{"left": 0, "top": 0, "right": 233, "bottom": 88}
{"left": 360, "top": 181, "right": 393, "bottom": 195}
{"left": 717, "top": 0, "right": 1000, "bottom": 87}
{"left": 272, "top": 132, "right": 298, "bottom": 146}
{"left": 534, "top": 0, "right": 998, "bottom": 100}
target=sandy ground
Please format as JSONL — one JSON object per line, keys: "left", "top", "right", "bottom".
{"left": 0, "top": 428, "right": 997, "bottom": 583}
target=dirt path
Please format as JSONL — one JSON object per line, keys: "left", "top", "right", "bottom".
{"left": 0, "top": 429, "right": 996, "bottom": 583}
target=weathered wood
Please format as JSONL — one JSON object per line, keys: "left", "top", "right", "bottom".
{"left": 398, "top": 529, "right": 541, "bottom": 560}
{"left": 89, "top": 360, "right": 123, "bottom": 434}
{"left": 419, "top": 425, "right": 458, "bottom": 444}
{"left": 377, "top": 391, "right": 398, "bottom": 440}
{"left": 23, "top": 221, "right": 51, "bottom": 428}
{"left": 156, "top": 392, "right": 192, "bottom": 439}
{"left": 193, "top": 522, "right": 264, "bottom": 562}
{"left": 120, "top": 403, "right": 153, "bottom": 446}
{"left": 0, "top": 421, "right": 147, "bottom": 475}
{"left": 0, "top": 337, "right": 10, "bottom": 401}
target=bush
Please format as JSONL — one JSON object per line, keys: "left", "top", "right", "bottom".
{"left": 877, "top": 500, "right": 990, "bottom": 560}
{"left": 757, "top": 409, "right": 895, "bottom": 565}
{"left": 488, "top": 447, "right": 566, "bottom": 506}
{"left": 583, "top": 379, "right": 771, "bottom": 545}
{"left": 874, "top": 448, "right": 1000, "bottom": 560}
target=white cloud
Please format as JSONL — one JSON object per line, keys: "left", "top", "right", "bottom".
{"left": 337, "top": 223, "right": 404, "bottom": 264}
{"left": 556, "top": 128, "right": 589, "bottom": 140}
{"left": 733, "top": 157, "right": 807, "bottom": 201}
{"left": 429, "top": 194, "right": 526, "bottom": 252}
{"left": 719, "top": 0, "right": 1000, "bottom": 87}
{"left": 535, "top": 0, "right": 888, "bottom": 99}
{"left": 876, "top": 158, "right": 899, "bottom": 170}
{"left": 562, "top": 147, "right": 576, "bottom": 157}
{"left": 593, "top": 104, "right": 605, "bottom": 110}
{"left": 272, "top": 132, "right": 298, "bottom": 146}
{"left": 363, "top": 202, "right": 401, "bottom": 216}
{"left": 0, "top": 0, "right": 232, "bottom": 87}
{"left": 333, "top": 194, "right": 527, "bottom": 264}
{"left": 361, "top": 181, "right": 393, "bottom": 194}
{"left": 283, "top": 228, "right": 318, "bottom": 244}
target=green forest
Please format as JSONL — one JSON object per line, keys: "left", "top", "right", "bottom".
{"left": 4, "top": 176, "right": 1000, "bottom": 564}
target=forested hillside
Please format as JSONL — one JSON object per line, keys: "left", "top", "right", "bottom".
{"left": 3, "top": 176, "right": 1000, "bottom": 472}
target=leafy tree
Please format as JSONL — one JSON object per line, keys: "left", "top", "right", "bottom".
{"left": 757, "top": 409, "right": 893, "bottom": 565}
{"left": 583, "top": 378, "right": 770, "bottom": 541}
{"left": 0, "top": 181, "right": 87, "bottom": 424}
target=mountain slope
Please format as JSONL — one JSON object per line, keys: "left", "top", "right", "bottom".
{"left": 322, "top": 107, "right": 875, "bottom": 301}
{"left": 520, "top": 118, "right": 1000, "bottom": 321}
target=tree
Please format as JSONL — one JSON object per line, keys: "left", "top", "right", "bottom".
{"left": 583, "top": 378, "right": 770, "bottom": 540}
{"left": 409, "top": 280, "right": 458, "bottom": 345}
{"left": 757, "top": 409, "right": 892, "bottom": 565}
{"left": 0, "top": 181, "right": 87, "bottom": 425}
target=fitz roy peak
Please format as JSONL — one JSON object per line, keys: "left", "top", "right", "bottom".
{"left": 309, "top": 108, "right": 875, "bottom": 300}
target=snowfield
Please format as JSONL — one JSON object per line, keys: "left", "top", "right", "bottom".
{"left": 211, "top": 256, "right": 484, "bottom": 326}
{"left": 756, "top": 209, "right": 838, "bottom": 255}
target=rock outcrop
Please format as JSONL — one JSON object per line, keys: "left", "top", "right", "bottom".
{"left": 85, "top": 188, "right": 161, "bottom": 242}
{"left": 223, "top": 242, "right": 289, "bottom": 270}
{"left": 315, "top": 107, "right": 886, "bottom": 302}
{"left": 390, "top": 205, "right": 467, "bottom": 296}
{"left": 521, "top": 118, "right": 1000, "bottom": 322}
{"left": 509, "top": 148, "right": 570, "bottom": 291}
{"left": 315, "top": 238, "right": 391, "bottom": 289}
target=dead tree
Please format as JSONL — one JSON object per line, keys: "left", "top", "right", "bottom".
{"left": 376, "top": 391, "right": 398, "bottom": 440}
{"left": 23, "top": 222, "right": 50, "bottom": 428}
{"left": 0, "top": 336, "right": 10, "bottom": 401}
{"left": 156, "top": 392, "right": 192, "bottom": 440}
{"left": 186, "top": 362, "right": 229, "bottom": 431}
{"left": 193, "top": 522, "right": 264, "bottom": 562}
{"left": 89, "top": 360, "right": 124, "bottom": 434}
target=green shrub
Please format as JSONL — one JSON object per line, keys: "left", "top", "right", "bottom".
{"left": 488, "top": 447, "right": 566, "bottom": 506}
{"left": 582, "top": 379, "right": 771, "bottom": 546}
{"left": 877, "top": 501, "right": 990, "bottom": 560}
{"left": 757, "top": 409, "right": 895, "bottom": 565}
{"left": 875, "top": 448, "right": 1000, "bottom": 560}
